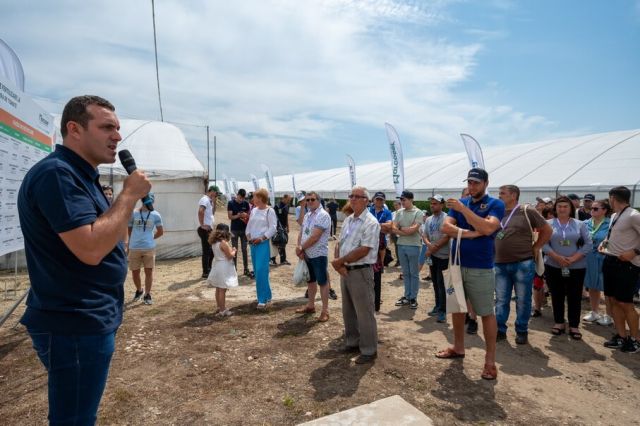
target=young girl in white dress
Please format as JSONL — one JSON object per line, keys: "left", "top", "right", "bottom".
{"left": 207, "top": 223, "right": 238, "bottom": 316}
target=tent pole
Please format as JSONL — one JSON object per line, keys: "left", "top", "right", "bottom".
{"left": 206, "top": 125, "right": 210, "bottom": 181}
{"left": 214, "top": 135, "right": 217, "bottom": 185}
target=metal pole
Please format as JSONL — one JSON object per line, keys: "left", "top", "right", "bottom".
{"left": 0, "top": 289, "right": 28, "bottom": 328}
{"left": 206, "top": 125, "right": 210, "bottom": 181}
{"left": 13, "top": 252, "right": 18, "bottom": 298}
{"left": 151, "top": 0, "right": 164, "bottom": 122}
{"left": 214, "top": 135, "right": 217, "bottom": 184}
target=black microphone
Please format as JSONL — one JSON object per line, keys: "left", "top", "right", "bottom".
{"left": 118, "top": 149, "right": 154, "bottom": 211}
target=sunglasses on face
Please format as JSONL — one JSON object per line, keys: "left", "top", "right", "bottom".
{"left": 591, "top": 207, "right": 602, "bottom": 211}
{"left": 306, "top": 198, "right": 317, "bottom": 202}
{"left": 348, "top": 194, "right": 367, "bottom": 200}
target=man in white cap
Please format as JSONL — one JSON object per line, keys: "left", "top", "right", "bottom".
{"left": 127, "top": 193, "right": 164, "bottom": 305}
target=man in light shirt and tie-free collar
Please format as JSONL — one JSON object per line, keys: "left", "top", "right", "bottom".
{"left": 331, "top": 186, "right": 380, "bottom": 364}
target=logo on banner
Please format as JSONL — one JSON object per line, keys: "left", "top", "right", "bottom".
{"left": 472, "top": 160, "right": 478, "bottom": 168}
{"left": 390, "top": 142, "right": 400, "bottom": 184}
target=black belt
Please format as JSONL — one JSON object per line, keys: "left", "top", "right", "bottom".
{"left": 345, "top": 264, "right": 371, "bottom": 271}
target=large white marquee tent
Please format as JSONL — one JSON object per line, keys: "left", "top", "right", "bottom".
{"left": 51, "top": 117, "right": 208, "bottom": 259}
{"left": 95, "top": 119, "right": 207, "bottom": 259}
{"left": 244, "top": 129, "right": 640, "bottom": 207}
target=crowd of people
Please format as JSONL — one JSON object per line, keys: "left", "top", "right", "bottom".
{"left": 197, "top": 169, "right": 640, "bottom": 382}
{"left": 15, "top": 95, "right": 640, "bottom": 423}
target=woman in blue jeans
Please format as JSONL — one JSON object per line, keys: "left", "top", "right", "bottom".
{"left": 542, "top": 196, "right": 592, "bottom": 339}
{"left": 245, "top": 188, "right": 277, "bottom": 308}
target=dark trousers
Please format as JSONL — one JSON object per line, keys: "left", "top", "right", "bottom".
{"left": 330, "top": 215, "right": 337, "bottom": 236}
{"left": 197, "top": 227, "right": 213, "bottom": 275}
{"left": 29, "top": 330, "right": 116, "bottom": 425}
{"left": 231, "top": 230, "right": 249, "bottom": 273}
{"left": 545, "top": 265, "right": 586, "bottom": 328}
{"left": 374, "top": 270, "right": 382, "bottom": 311}
{"left": 429, "top": 256, "right": 449, "bottom": 314}
{"left": 277, "top": 237, "right": 288, "bottom": 263}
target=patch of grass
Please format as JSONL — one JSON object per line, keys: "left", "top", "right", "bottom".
{"left": 282, "top": 395, "right": 295, "bottom": 408}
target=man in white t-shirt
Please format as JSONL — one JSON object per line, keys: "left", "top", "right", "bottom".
{"left": 197, "top": 185, "right": 219, "bottom": 278}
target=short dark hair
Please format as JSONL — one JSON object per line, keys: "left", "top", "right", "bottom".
{"left": 237, "top": 188, "right": 247, "bottom": 197}
{"left": 554, "top": 196, "right": 576, "bottom": 218}
{"left": 61, "top": 95, "right": 115, "bottom": 137}
{"left": 499, "top": 185, "right": 520, "bottom": 201}
{"left": 608, "top": 186, "right": 631, "bottom": 204}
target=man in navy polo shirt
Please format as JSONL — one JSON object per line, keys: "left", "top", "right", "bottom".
{"left": 435, "top": 168, "right": 504, "bottom": 381}
{"left": 18, "top": 95, "right": 151, "bottom": 424}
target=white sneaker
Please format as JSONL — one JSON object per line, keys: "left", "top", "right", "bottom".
{"left": 223, "top": 309, "right": 233, "bottom": 317}
{"left": 597, "top": 314, "right": 613, "bottom": 326}
{"left": 256, "top": 303, "right": 266, "bottom": 309}
{"left": 582, "top": 311, "right": 600, "bottom": 322}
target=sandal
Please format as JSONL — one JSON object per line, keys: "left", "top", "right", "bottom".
{"left": 569, "top": 329, "right": 582, "bottom": 340}
{"left": 481, "top": 363, "right": 498, "bottom": 380}
{"left": 295, "top": 306, "right": 316, "bottom": 314}
{"left": 551, "top": 326, "right": 565, "bottom": 336}
{"left": 435, "top": 347, "right": 465, "bottom": 359}
{"left": 317, "top": 311, "right": 329, "bottom": 322}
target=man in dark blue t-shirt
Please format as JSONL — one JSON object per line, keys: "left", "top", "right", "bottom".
{"left": 435, "top": 168, "right": 505, "bottom": 381}
{"left": 227, "top": 188, "right": 251, "bottom": 275}
{"left": 18, "top": 96, "right": 151, "bottom": 424}
{"left": 326, "top": 198, "right": 340, "bottom": 237}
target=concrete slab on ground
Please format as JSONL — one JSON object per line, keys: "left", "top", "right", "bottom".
{"left": 298, "top": 395, "right": 433, "bottom": 426}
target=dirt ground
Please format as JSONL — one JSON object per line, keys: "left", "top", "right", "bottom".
{"left": 1, "top": 210, "right": 640, "bottom": 425}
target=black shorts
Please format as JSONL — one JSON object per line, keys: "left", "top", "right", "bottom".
{"left": 602, "top": 256, "right": 640, "bottom": 303}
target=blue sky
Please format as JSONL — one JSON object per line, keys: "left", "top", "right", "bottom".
{"left": 3, "top": 0, "right": 639, "bottom": 181}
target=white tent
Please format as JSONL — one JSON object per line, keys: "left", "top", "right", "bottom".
{"left": 52, "top": 117, "right": 207, "bottom": 259}
{"left": 242, "top": 129, "right": 640, "bottom": 207}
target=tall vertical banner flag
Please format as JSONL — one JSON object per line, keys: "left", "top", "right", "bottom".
{"left": 250, "top": 174, "right": 259, "bottom": 191}
{"left": 384, "top": 123, "right": 405, "bottom": 197}
{"left": 230, "top": 178, "right": 239, "bottom": 195}
{"left": 291, "top": 174, "right": 297, "bottom": 206}
{"left": 261, "top": 164, "right": 276, "bottom": 206}
{"left": 345, "top": 154, "right": 356, "bottom": 188}
{"left": 0, "top": 75, "right": 54, "bottom": 256}
{"left": 460, "top": 133, "right": 485, "bottom": 170}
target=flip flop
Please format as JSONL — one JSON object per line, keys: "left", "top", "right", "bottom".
{"left": 295, "top": 306, "right": 316, "bottom": 314}
{"left": 317, "top": 312, "right": 330, "bottom": 322}
{"left": 435, "top": 347, "right": 465, "bottom": 359}
{"left": 481, "top": 363, "right": 498, "bottom": 380}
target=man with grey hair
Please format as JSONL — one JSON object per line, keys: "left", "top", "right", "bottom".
{"left": 331, "top": 186, "right": 380, "bottom": 364}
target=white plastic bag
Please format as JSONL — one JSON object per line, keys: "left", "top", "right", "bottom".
{"left": 446, "top": 228, "right": 468, "bottom": 314}
{"left": 293, "top": 259, "right": 310, "bottom": 286}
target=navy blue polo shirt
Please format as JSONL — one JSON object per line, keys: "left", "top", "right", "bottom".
{"left": 18, "top": 145, "right": 127, "bottom": 334}
{"left": 448, "top": 194, "right": 505, "bottom": 269}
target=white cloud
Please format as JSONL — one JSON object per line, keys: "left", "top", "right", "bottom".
{"left": 4, "top": 0, "right": 557, "bottom": 180}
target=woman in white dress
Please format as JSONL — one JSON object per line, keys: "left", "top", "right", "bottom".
{"left": 207, "top": 223, "right": 238, "bottom": 316}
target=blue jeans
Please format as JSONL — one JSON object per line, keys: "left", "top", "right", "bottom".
{"left": 398, "top": 245, "right": 420, "bottom": 300}
{"left": 28, "top": 329, "right": 116, "bottom": 425}
{"left": 495, "top": 259, "right": 535, "bottom": 334}
{"left": 250, "top": 239, "right": 272, "bottom": 303}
